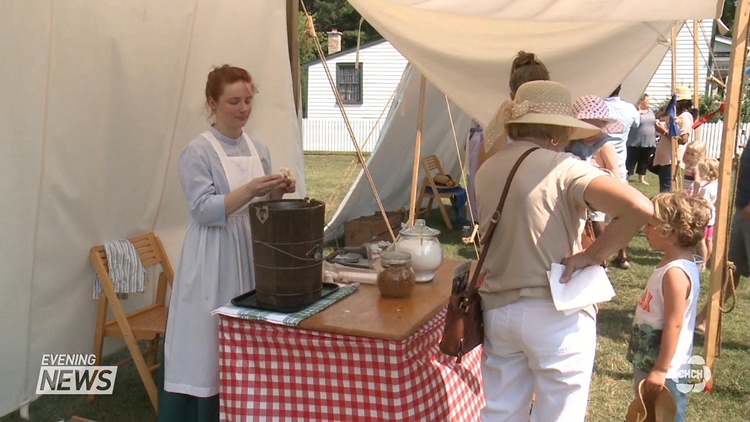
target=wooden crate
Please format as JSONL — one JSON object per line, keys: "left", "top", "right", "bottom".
{"left": 344, "top": 212, "right": 403, "bottom": 246}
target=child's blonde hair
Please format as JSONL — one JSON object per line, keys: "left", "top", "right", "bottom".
{"left": 684, "top": 140, "right": 707, "bottom": 168}
{"left": 698, "top": 157, "right": 719, "bottom": 182}
{"left": 652, "top": 191, "right": 711, "bottom": 248}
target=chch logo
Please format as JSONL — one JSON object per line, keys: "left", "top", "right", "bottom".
{"left": 36, "top": 354, "right": 117, "bottom": 395}
{"left": 675, "top": 355, "right": 712, "bottom": 393}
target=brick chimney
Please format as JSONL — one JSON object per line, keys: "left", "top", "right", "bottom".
{"left": 327, "top": 29, "right": 342, "bottom": 55}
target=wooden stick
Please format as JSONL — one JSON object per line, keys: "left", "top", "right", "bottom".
{"left": 408, "top": 75, "right": 427, "bottom": 227}
{"left": 286, "top": 0, "right": 301, "bottom": 115}
{"left": 671, "top": 24, "right": 678, "bottom": 93}
{"left": 298, "top": 2, "right": 396, "bottom": 242}
{"left": 671, "top": 24, "right": 679, "bottom": 191}
{"left": 704, "top": 0, "right": 750, "bottom": 377}
{"left": 694, "top": 20, "right": 701, "bottom": 140}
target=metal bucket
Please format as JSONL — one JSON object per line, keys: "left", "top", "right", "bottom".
{"left": 249, "top": 198, "right": 325, "bottom": 312}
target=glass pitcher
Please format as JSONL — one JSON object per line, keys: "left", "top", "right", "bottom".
{"left": 395, "top": 219, "right": 443, "bottom": 282}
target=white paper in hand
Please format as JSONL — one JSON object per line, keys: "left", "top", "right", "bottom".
{"left": 547, "top": 263, "right": 615, "bottom": 314}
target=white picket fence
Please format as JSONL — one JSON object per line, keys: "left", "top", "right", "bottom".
{"left": 302, "top": 119, "right": 749, "bottom": 156}
{"left": 696, "top": 122, "right": 750, "bottom": 157}
{"left": 302, "top": 118, "right": 385, "bottom": 152}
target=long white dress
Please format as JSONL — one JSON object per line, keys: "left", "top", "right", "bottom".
{"left": 164, "top": 126, "right": 271, "bottom": 397}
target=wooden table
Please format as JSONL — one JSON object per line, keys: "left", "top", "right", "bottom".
{"left": 218, "top": 260, "right": 485, "bottom": 421}
{"left": 299, "top": 259, "right": 463, "bottom": 340}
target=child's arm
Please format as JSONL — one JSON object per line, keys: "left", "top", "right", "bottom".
{"left": 598, "top": 143, "right": 620, "bottom": 181}
{"left": 692, "top": 171, "right": 702, "bottom": 196}
{"left": 645, "top": 267, "right": 691, "bottom": 392}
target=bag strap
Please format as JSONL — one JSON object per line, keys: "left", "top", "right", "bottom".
{"left": 467, "top": 147, "right": 539, "bottom": 292}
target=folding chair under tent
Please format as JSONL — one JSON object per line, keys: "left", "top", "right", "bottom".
{"left": 324, "top": 65, "right": 473, "bottom": 241}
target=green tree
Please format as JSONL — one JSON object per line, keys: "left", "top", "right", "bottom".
{"left": 299, "top": 0, "right": 382, "bottom": 62}
{"left": 298, "top": 0, "right": 383, "bottom": 117}
{"left": 721, "top": 0, "right": 736, "bottom": 38}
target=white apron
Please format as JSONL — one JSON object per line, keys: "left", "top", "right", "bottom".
{"left": 164, "top": 131, "right": 266, "bottom": 397}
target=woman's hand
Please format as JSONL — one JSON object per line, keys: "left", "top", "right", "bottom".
{"left": 644, "top": 369, "right": 667, "bottom": 393}
{"left": 283, "top": 178, "right": 297, "bottom": 194}
{"left": 655, "top": 120, "right": 668, "bottom": 136}
{"left": 224, "top": 174, "right": 285, "bottom": 216}
{"left": 270, "top": 175, "right": 296, "bottom": 199}
{"left": 247, "top": 174, "right": 286, "bottom": 198}
{"left": 560, "top": 251, "right": 600, "bottom": 283}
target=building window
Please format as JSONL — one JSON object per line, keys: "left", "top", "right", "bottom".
{"left": 336, "top": 63, "right": 363, "bottom": 104}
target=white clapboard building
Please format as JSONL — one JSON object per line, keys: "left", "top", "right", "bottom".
{"left": 303, "top": 37, "right": 408, "bottom": 152}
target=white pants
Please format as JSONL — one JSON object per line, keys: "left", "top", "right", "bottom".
{"left": 480, "top": 298, "right": 597, "bottom": 422}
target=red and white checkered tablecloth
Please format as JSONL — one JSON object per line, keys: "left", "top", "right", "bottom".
{"left": 219, "top": 308, "right": 485, "bottom": 421}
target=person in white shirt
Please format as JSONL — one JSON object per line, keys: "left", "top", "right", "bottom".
{"left": 605, "top": 85, "right": 641, "bottom": 182}
{"left": 605, "top": 86, "right": 641, "bottom": 269}
{"left": 627, "top": 191, "right": 710, "bottom": 422}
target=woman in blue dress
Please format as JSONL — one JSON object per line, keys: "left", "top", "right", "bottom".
{"left": 160, "top": 65, "right": 295, "bottom": 421}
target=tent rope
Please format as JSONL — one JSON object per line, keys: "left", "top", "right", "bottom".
{"left": 444, "top": 95, "right": 480, "bottom": 259}
{"left": 300, "top": 0, "right": 396, "bottom": 242}
{"left": 717, "top": 25, "right": 749, "bottom": 314}
{"left": 697, "top": 22, "right": 725, "bottom": 77}
{"left": 684, "top": 20, "right": 715, "bottom": 72}
{"left": 719, "top": 261, "right": 738, "bottom": 313}
{"left": 355, "top": 17, "right": 363, "bottom": 69}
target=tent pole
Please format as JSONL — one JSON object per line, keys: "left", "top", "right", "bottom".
{"left": 287, "top": 0, "right": 301, "bottom": 115}
{"left": 408, "top": 75, "right": 427, "bottom": 227}
{"left": 671, "top": 24, "right": 678, "bottom": 93}
{"left": 671, "top": 24, "right": 680, "bottom": 191}
{"left": 704, "top": 0, "right": 750, "bottom": 385}
{"left": 694, "top": 20, "right": 701, "bottom": 140}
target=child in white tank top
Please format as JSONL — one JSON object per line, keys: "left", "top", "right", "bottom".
{"left": 627, "top": 191, "right": 710, "bottom": 422}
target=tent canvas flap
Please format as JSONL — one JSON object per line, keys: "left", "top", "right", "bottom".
{"left": 0, "top": 0, "right": 302, "bottom": 415}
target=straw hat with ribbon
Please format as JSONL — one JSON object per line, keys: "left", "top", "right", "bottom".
{"left": 484, "top": 81, "right": 602, "bottom": 150}
{"left": 573, "top": 95, "right": 625, "bottom": 135}
{"left": 625, "top": 379, "right": 678, "bottom": 422}
{"left": 675, "top": 85, "right": 693, "bottom": 101}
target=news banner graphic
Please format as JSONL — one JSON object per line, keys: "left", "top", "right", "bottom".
{"left": 36, "top": 354, "right": 117, "bottom": 395}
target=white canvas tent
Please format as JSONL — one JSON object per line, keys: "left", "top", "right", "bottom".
{"left": 0, "top": 0, "right": 303, "bottom": 416}
{"left": 324, "top": 0, "right": 721, "bottom": 239}
{"left": 325, "top": 65, "right": 473, "bottom": 240}
{"left": 0, "top": 0, "right": 724, "bottom": 417}
{"left": 347, "top": 1, "right": 722, "bottom": 126}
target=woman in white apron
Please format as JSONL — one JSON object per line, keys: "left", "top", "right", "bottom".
{"left": 160, "top": 65, "right": 295, "bottom": 422}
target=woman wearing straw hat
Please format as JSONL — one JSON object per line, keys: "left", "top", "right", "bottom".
{"left": 475, "top": 80, "right": 653, "bottom": 421}
{"left": 653, "top": 86, "right": 695, "bottom": 192}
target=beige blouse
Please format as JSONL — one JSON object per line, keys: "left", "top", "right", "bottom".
{"left": 654, "top": 111, "right": 694, "bottom": 166}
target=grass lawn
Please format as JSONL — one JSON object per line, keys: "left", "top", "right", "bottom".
{"left": 4, "top": 153, "right": 749, "bottom": 421}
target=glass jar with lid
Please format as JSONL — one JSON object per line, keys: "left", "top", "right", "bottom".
{"left": 395, "top": 219, "right": 443, "bottom": 282}
{"left": 377, "top": 250, "right": 416, "bottom": 298}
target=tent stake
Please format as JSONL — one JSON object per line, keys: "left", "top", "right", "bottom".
{"left": 704, "top": 0, "right": 750, "bottom": 387}
{"left": 408, "top": 75, "right": 427, "bottom": 227}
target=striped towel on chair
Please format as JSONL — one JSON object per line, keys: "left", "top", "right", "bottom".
{"left": 93, "top": 239, "right": 147, "bottom": 300}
